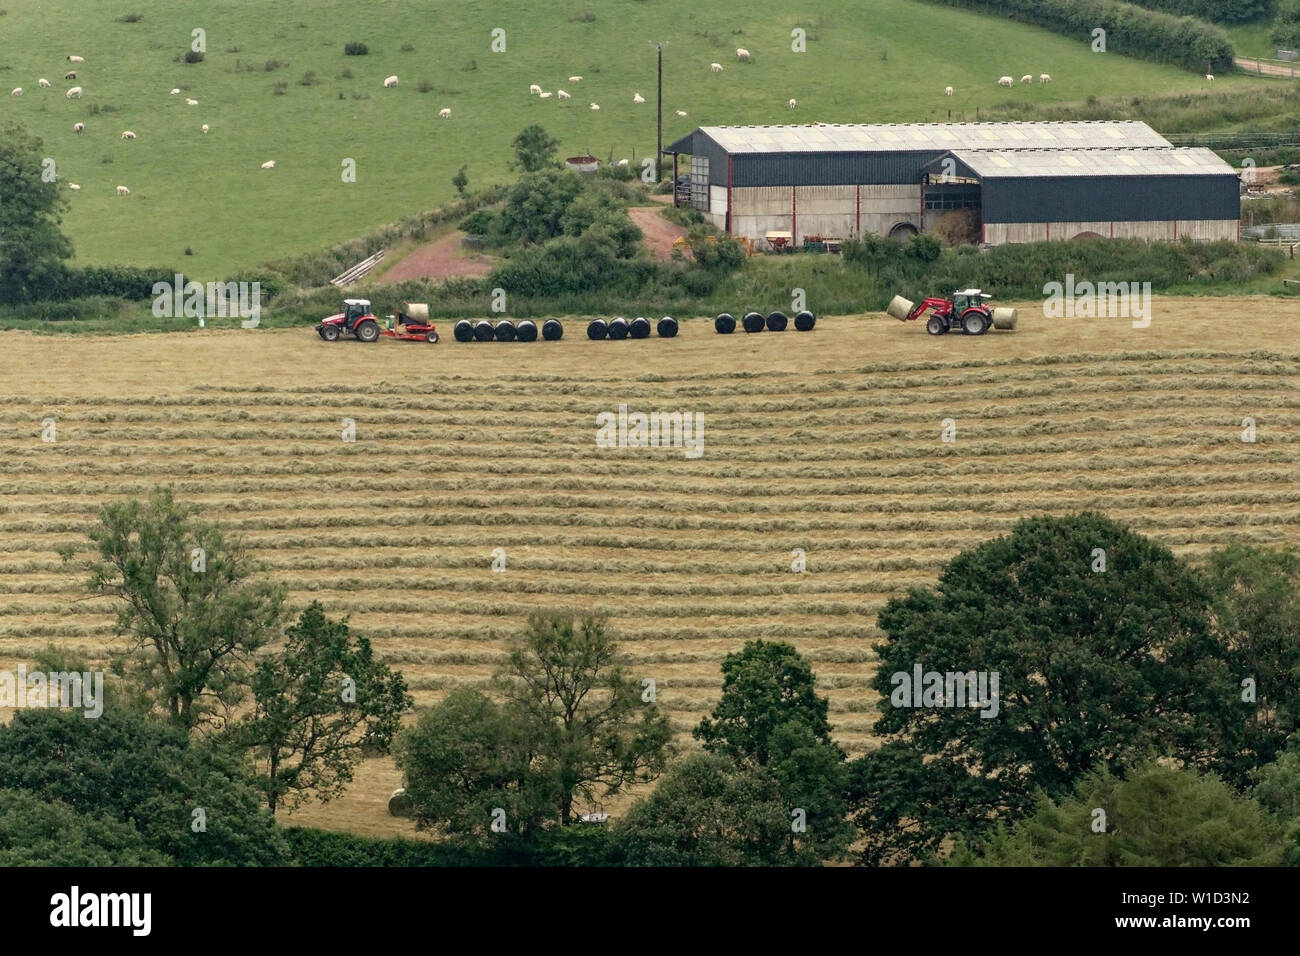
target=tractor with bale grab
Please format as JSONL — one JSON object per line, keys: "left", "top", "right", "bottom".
{"left": 887, "top": 289, "right": 1017, "bottom": 335}
{"left": 315, "top": 299, "right": 440, "bottom": 343}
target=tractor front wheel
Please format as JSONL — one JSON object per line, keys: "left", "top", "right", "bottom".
{"left": 321, "top": 325, "right": 341, "bottom": 342}
{"left": 926, "top": 316, "right": 946, "bottom": 336}
{"left": 355, "top": 320, "right": 380, "bottom": 343}
{"left": 426, "top": 330, "right": 439, "bottom": 343}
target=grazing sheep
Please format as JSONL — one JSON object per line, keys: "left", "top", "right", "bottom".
{"left": 438, "top": 107, "right": 451, "bottom": 118}
{"left": 589, "top": 102, "right": 599, "bottom": 110}
{"left": 68, "top": 55, "right": 84, "bottom": 63}
{"left": 64, "top": 71, "right": 77, "bottom": 80}
{"left": 529, "top": 83, "right": 542, "bottom": 94}
{"left": 557, "top": 89, "right": 570, "bottom": 100}
{"left": 121, "top": 130, "right": 136, "bottom": 139}
{"left": 616, "top": 159, "right": 629, "bottom": 167}
{"left": 68, "top": 183, "right": 80, "bottom": 190}
{"left": 1020, "top": 74, "right": 1032, "bottom": 84}
{"left": 788, "top": 98, "right": 796, "bottom": 108}
{"left": 997, "top": 76, "right": 1013, "bottom": 87}
{"left": 710, "top": 62, "right": 723, "bottom": 72}
{"left": 675, "top": 109, "right": 686, "bottom": 116}
{"left": 116, "top": 185, "right": 130, "bottom": 195}
{"left": 736, "top": 48, "right": 750, "bottom": 61}
{"left": 568, "top": 75, "right": 582, "bottom": 82}
{"left": 170, "top": 88, "right": 181, "bottom": 95}
{"left": 383, "top": 75, "right": 398, "bottom": 88}
{"left": 9, "top": 88, "right": 21, "bottom": 97}
{"left": 945, "top": 86, "right": 953, "bottom": 96}
{"left": 1206, "top": 74, "right": 1215, "bottom": 82}
{"left": 66, "top": 86, "right": 82, "bottom": 98}
{"left": 538, "top": 91, "right": 552, "bottom": 99}
{"left": 185, "top": 98, "right": 198, "bottom": 105}
{"left": 201, "top": 124, "right": 209, "bottom": 133}
{"left": 1040, "top": 73, "right": 1051, "bottom": 83}
{"left": 633, "top": 92, "right": 645, "bottom": 103}
{"left": 260, "top": 160, "right": 276, "bottom": 169}
{"left": 73, "top": 122, "right": 84, "bottom": 133}
{"left": 38, "top": 78, "right": 51, "bottom": 88}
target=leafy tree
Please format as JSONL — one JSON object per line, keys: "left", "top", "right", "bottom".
{"left": 60, "top": 488, "right": 286, "bottom": 732}
{"left": 235, "top": 602, "right": 413, "bottom": 812}
{"left": 0, "top": 707, "right": 289, "bottom": 865}
{"left": 497, "top": 169, "right": 585, "bottom": 244}
{"left": 948, "top": 761, "right": 1284, "bottom": 867}
{"left": 452, "top": 164, "right": 469, "bottom": 196}
{"left": 0, "top": 790, "right": 170, "bottom": 867}
{"left": 511, "top": 124, "right": 560, "bottom": 173}
{"left": 1204, "top": 544, "right": 1300, "bottom": 784}
{"left": 0, "top": 123, "right": 74, "bottom": 303}
{"left": 498, "top": 611, "right": 672, "bottom": 826}
{"left": 617, "top": 753, "right": 805, "bottom": 866}
{"left": 395, "top": 687, "right": 558, "bottom": 840}
{"left": 1251, "top": 735, "right": 1300, "bottom": 865}
{"left": 851, "top": 512, "right": 1237, "bottom": 865}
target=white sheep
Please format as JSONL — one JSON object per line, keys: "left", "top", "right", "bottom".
{"left": 121, "top": 130, "right": 136, "bottom": 139}
{"left": 616, "top": 159, "right": 629, "bottom": 167}
{"left": 66, "top": 86, "right": 82, "bottom": 98}
{"left": 529, "top": 83, "right": 542, "bottom": 95}
{"left": 185, "top": 98, "right": 198, "bottom": 105}
{"left": 539, "top": 91, "right": 553, "bottom": 99}
{"left": 998, "top": 76, "right": 1013, "bottom": 87}
{"left": 633, "top": 93, "right": 645, "bottom": 103}
{"left": 710, "top": 62, "right": 723, "bottom": 73}
{"left": 589, "top": 102, "right": 599, "bottom": 110}
{"left": 260, "top": 160, "right": 276, "bottom": 169}
{"left": 438, "top": 107, "right": 451, "bottom": 118}
{"left": 201, "top": 124, "right": 209, "bottom": 133}
{"left": 9, "top": 88, "right": 21, "bottom": 97}
{"left": 1020, "top": 74, "right": 1032, "bottom": 84}
{"left": 116, "top": 185, "right": 130, "bottom": 195}
{"left": 383, "top": 75, "right": 398, "bottom": 88}
{"left": 675, "top": 109, "right": 686, "bottom": 116}
{"left": 1040, "top": 73, "right": 1051, "bottom": 83}
{"left": 945, "top": 86, "right": 954, "bottom": 96}
{"left": 568, "top": 75, "right": 582, "bottom": 83}
{"left": 68, "top": 55, "right": 84, "bottom": 63}
{"left": 73, "top": 122, "right": 84, "bottom": 133}
{"left": 736, "top": 48, "right": 750, "bottom": 61}
{"left": 38, "top": 78, "right": 51, "bottom": 89}
{"left": 170, "top": 88, "right": 180, "bottom": 95}
{"left": 788, "top": 98, "right": 796, "bottom": 109}
{"left": 68, "top": 183, "right": 80, "bottom": 190}
{"left": 64, "top": 71, "right": 77, "bottom": 80}
{"left": 1206, "top": 74, "right": 1215, "bottom": 82}
{"left": 557, "top": 89, "right": 571, "bottom": 100}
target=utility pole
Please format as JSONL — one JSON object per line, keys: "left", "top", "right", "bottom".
{"left": 652, "top": 41, "right": 666, "bottom": 182}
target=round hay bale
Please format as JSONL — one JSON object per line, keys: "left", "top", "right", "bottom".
{"left": 494, "top": 319, "right": 517, "bottom": 342}
{"left": 715, "top": 313, "right": 736, "bottom": 334}
{"left": 473, "top": 320, "right": 494, "bottom": 341}
{"left": 657, "top": 316, "right": 678, "bottom": 338}
{"left": 402, "top": 302, "right": 429, "bottom": 322}
{"left": 742, "top": 311, "right": 765, "bottom": 333}
{"left": 629, "top": 316, "right": 652, "bottom": 339}
{"left": 453, "top": 319, "right": 474, "bottom": 342}
{"left": 794, "top": 310, "right": 816, "bottom": 331}
{"left": 516, "top": 319, "right": 538, "bottom": 342}
{"left": 765, "top": 310, "right": 788, "bottom": 332}
{"left": 886, "top": 295, "right": 914, "bottom": 321}
{"left": 388, "top": 788, "right": 413, "bottom": 818}
{"left": 542, "top": 318, "right": 564, "bottom": 340}
{"left": 992, "top": 307, "right": 1018, "bottom": 331}
{"left": 587, "top": 318, "right": 608, "bottom": 340}
{"left": 607, "top": 317, "right": 629, "bottom": 340}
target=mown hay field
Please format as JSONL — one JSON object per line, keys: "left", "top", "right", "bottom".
{"left": 1, "top": 298, "right": 1298, "bottom": 835}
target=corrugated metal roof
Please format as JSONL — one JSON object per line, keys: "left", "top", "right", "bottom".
{"left": 936, "top": 147, "right": 1234, "bottom": 178}
{"left": 678, "top": 121, "right": 1171, "bottom": 154}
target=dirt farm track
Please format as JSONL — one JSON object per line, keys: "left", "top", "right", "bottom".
{"left": 2, "top": 298, "right": 1298, "bottom": 836}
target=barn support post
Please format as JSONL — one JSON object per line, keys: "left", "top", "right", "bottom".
{"left": 726, "top": 155, "right": 733, "bottom": 234}
{"left": 792, "top": 186, "right": 798, "bottom": 247}
{"left": 672, "top": 153, "right": 679, "bottom": 206}
{"left": 855, "top": 184, "right": 861, "bottom": 236}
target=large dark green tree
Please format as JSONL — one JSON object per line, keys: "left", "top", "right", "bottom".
{"left": 61, "top": 488, "right": 285, "bottom": 732}
{"left": 0, "top": 790, "right": 170, "bottom": 867}
{"left": 497, "top": 168, "right": 585, "bottom": 244}
{"left": 510, "top": 124, "right": 560, "bottom": 173}
{"left": 236, "top": 602, "right": 413, "bottom": 812}
{"left": 0, "top": 123, "right": 73, "bottom": 303}
{"left": 852, "top": 512, "right": 1238, "bottom": 865}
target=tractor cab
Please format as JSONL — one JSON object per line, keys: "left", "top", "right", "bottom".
{"left": 951, "top": 289, "right": 991, "bottom": 313}
{"left": 342, "top": 298, "right": 371, "bottom": 329}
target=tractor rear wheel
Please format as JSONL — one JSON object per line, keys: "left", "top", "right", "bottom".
{"left": 926, "top": 316, "right": 946, "bottom": 336}
{"left": 355, "top": 320, "right": 380, "bottom": 343}
{"left": 321, "top": 325, "right": 340, "bottom": 342}
{"left": 963, "top": 311, "right": 987, "bottom": 335}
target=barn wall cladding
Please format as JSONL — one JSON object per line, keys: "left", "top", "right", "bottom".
{"left": 663, "top": 122, "right": 1241, "bottom": 247}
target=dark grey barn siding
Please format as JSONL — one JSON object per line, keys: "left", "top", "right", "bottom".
{"left": 981, "top": 175, "right": 1240, "bottom": 223}
{"left": 731, "top": 150, "right": 945, "bottom": 186}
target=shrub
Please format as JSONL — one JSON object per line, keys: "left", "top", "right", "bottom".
{"left": 459, "top": 208, "right": 497, "bottom": 236}
{"left": 299, "top": 71, "right": 318, "bottom": 86}
{"left": 344, "top": 41, "right": 368, "bottom": 56}
{"left": 264, "top": 59, "right": 282, "bottom": 71}
{"left": 1125, "top": 0, "right": 1274, "bottom": 23}
{"left": 116, "top": 12, "right": 144, "bottom": 23}
{"left": 184, "top": 50, "right": 204, "bottom": 64}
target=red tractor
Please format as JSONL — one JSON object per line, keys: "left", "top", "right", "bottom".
{"left": 894, "top": 288, "right": 995, "bottom": 336}
{"left": 317, "top": 298, "right": 382, "bottom": 342}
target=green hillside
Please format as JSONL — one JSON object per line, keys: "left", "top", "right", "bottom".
{"left": 0, "top": 0, "right": 1250, "bottom": 276}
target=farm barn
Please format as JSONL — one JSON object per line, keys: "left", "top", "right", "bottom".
{"left": 663, "top": 121, "right": 1241, "bottom": 247}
